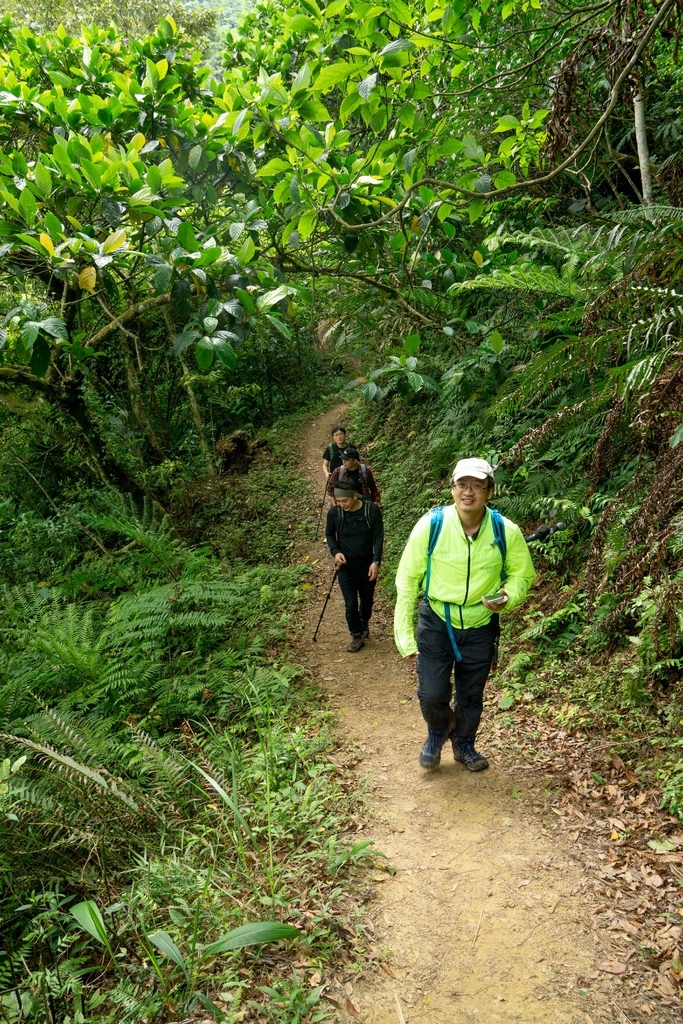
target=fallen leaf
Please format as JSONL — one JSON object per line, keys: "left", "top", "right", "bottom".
{"left": 641, "top": 865, "right": 664, "bottom": 887}
{"left": 597, "top": 961, "right": 628, "bottom": 974}
{"left": 309, "top": 971, "right": 321, "bottom": 986}
{"left": 648, "top": 838, "right": 676, "bottom": 853}
{"left": 345, "top": 997, "right": 360, "bottom": 1017}
{"left": 608, "top": 919, "right": 640, "bottom": 937}
{"left": 380, "top": 962, "right": 396, "bottom": 978}
{"left": 656, "top": 975, "right": 677, "bottom": 997}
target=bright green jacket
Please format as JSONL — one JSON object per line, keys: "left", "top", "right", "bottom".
{"left": 394, "top": 505, "right": 536, "bottom": 657}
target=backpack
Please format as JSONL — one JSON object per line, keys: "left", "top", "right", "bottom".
{"left": 338, "top": 464, "right": 368, "bottom": 486}
{"left": 336, "top": 499, "right": 375, "bottom": 532}
{"left": 424, "top": 506, "right": 507, "bottom": 663}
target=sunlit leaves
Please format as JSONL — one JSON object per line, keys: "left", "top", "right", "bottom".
{"left": 102, "top": 230, "right": 127, "bottom": 254}
{"left": 78, "top": 267, "right": 97, "bottom": 293}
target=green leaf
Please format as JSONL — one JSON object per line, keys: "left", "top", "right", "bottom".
{"left": 669, "top": 424, "right": 683, "bottom": 448}
{"left": 358, "top": 74, "right": 377, "bottom": 100}
{"left": 493, "top": 114, "right": 522, "bottom": 133}
{"left": 380, "top": 38, "right": 415, "bottom": 55}
{"left": 80, "top": 159, "right": 101, "bottom": 189}
{"left": 312, "top": 61, "right": 356, "bottom": 93}
{"left": 19, "top": 188, "right": 37, "bottom": 225}
{"left": 284, "top": 14, "right": 318, "bottom": 36}
{"left": 40, "top": 316, "right": 68, "bottom": 341}
{"left": 296, "top": 99, "right": 331, "bottom": 121}
{"left": 493, "top": 170, "right": 516, "bottom": 189}
{"left": 71, "top": 901, "right": 110, "bottom": 948}
{"left": 33, "top": 163, "right": 53, "bottom": 198}
{"left": 177, "top": 222, "right": 197, "bottom": 252}
{"left": 173, "top": 329, "right": 197, "bottom": 355}
{"left": 298, "top": 210, "right": 317, "bottom": 240}
{"left": 29, "top": 335, "right": 51, "bottom": 377}
{"left": 154, "top": 264, "right": 173, "bottom": 294}
{"left": 461, "top": 135, "right": 485, "bottom": 162}
{"left": 257, "top": 284, "right": 300, "bottom": 311}
{"left": 148, "top": 931, "right": 187, "bottom": 970}
{"left": 498, "top": 694, "right": 514, "bottom": 710}
{"left": 291, "top": 61, "right": 311, "bottom": 94}
{"left": 188, "top": 145, "right": 202, "bottom": 170}
{"left": 468, "top": 198, "right": 484, "bottom": 223}
{"left": 489, "top": 330, "right": 504, "bottom": 354}
{"left": 195, "top": 336, "right": 214, "bottom": 370}
{"left": 234, "top": 287, "right": 255, "bottom": 314}
{"left": 257, "top": 158, "right": 292, "bottom": 178}
{"left": 213, "top": 337, "right": 236, "bottom": 368}
{"left": 203, "top": 922, "right": 301, "bottom": 958}
{"left": 403, "top": 332, "right": 420, "bottom": 357}
{"left": 44, "top": 212, "right": 63, "bottom": 238}
{"left": 361, "top": 380, "right": 382, "bottom": 401}
{"left": 145, "top": 58, "right": 159, "bottom": 89}
{"left": 264, "top": 313, "right": 293, "bottom": 339}
{"left": 237, "top": 235, "right": 255, "bottom": 265}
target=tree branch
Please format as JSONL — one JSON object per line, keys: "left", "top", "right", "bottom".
{"left": 324, "top": 0, "right": 677, "bottom": 231}
{"left": 87, "top": 294, "right": 172, "bottom": 349}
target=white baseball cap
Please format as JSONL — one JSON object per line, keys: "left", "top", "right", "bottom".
{"left": 451, "top": 457, "right": 495, "bottom": 483}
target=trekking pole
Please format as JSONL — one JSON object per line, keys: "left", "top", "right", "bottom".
{"left": 525, "top": 521, "right": 565, "bottom": 543}
{"left": 312, "top": 569, "right": 338, "bottom": 643}
{"left": 314, "top": 483, "right": 329, "bottom": 540}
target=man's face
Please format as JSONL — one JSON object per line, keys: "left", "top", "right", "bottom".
{"left": 342, "top": 457, "right": 359, "bottom": 471}
{"left": 333, "top": 430, "right": 346, "bottom": 446}
{"left": 451, "top": 476, "right": 491, "bottom": 514}
{"left": 336, "top": 493, "right": 357, "bottom": 510}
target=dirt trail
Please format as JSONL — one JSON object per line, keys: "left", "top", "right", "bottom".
{"left": 294, "top": 405, "right": 622, "bottom": 1024}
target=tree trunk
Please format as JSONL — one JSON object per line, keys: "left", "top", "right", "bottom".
{"left": 61, "top": 381, "right": 143, "bottom": 494}
{"left": 120, "top": 335, "right": 166, "bottom": 460}
{"left": 633, "top": 90, "right": 654, "bottom": 214}
{"left": 162, "top": 308, "right": 216, "bottom": 477}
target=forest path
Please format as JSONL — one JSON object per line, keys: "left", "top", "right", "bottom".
{"left": 293, "top": 404, "right": 622, "bottom": 1024}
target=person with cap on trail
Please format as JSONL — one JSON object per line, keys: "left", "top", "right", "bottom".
{"left": 394, "top": 458, "right": 535, "bottom": 772}
{"left": 325, "top": 479, "right": 383, "bottom": 653}
{"left": 322, "top": 425, "right": 347, "bottom": 481}
{"left": 326, "top": 446, "right": 382, "bottom": 507}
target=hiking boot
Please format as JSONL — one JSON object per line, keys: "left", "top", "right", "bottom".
{"left": 346, "top": 635, "right": 364, "bottom": 653}
{"left": 452, "top": 738, "right": 489, "bottom": 772}
{"left": 360, "top": 619, "right": 370, "bottom": 641}
{"left": 419, "top": 729, "right": 447, "bottom": 770}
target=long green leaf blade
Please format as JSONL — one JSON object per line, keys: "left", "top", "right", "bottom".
{"left": 203, "top": 922, "right": 301, "bottom": 957}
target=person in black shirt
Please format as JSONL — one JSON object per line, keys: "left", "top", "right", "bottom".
{"left": 325, "top": 479, "right": 383, "bottom": 652}
{"left": 322, "top": 425, "right": 347, "bottom": 481}
{"left": 326, "top": 446, "right": 382, "bottom": 506}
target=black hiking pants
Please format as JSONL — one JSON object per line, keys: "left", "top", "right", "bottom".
{"left": 416, "top": 601, "right": 497, "bottom": 741}
{"left": 337, "top": 560, "right": 376, "bottom": 636}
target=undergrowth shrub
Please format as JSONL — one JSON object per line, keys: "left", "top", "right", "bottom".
{"left": 0, "top": 461, "right": 364, "bottom": 1023}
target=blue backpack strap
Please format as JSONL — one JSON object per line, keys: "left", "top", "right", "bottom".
{"left": 489, "top": 508, "right": 507, "bottom": 584}
{"left": 443, "top": 603, "right": 463, "bottom": 663}
{"left": 424, "top": 506, "right": 445, "bottom": 600}
{"left": 425, "top": 506, "right": 463, "bottom": 663}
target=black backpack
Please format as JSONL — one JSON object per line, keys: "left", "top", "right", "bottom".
{"left": 336, "top": 499, "right": 375, "bottom": 531}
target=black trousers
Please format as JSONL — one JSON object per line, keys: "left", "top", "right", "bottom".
{"left": 337, "top": 561, "right": 376, "bottom": 636}
{"left": 416, "top": 601, "right": 497, "bottom": 741}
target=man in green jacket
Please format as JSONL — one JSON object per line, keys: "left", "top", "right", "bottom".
{"left": 394, "top": 458, "right": 535, "bottom": 772}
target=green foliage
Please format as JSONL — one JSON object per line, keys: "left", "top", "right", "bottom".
{"left": 0, "top": 466, "right": 359, "bottom": 1023}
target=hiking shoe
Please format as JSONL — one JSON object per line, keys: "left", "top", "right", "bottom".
{"left": 346, "top": 635, "right": 364, "bottom": 653}
{"left": 452, "top": 738, "right": 489, "bottom": 772}
{"left": 360, "top": 620, "right": 370, "bottom": 641}
{"left": 419, "top": 730, "right": 447, "bottom": 770}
